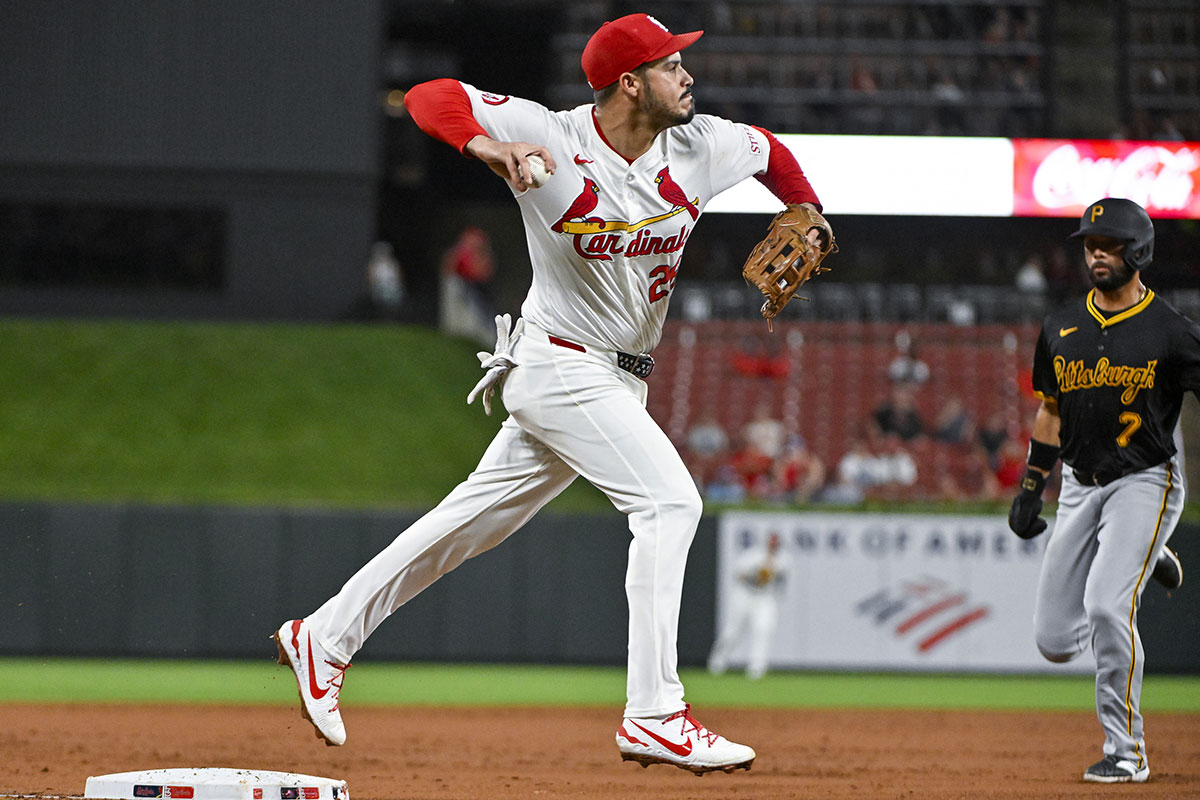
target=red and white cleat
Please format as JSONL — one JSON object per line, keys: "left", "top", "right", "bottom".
{"left": 273, "top": 619, "right": 350, "bottom": 746}
{"left": 617, "top": 704, "right": 755, "bottom": 775}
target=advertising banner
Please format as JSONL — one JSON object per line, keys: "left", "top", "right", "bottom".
{"left": 1013, "top": 138, "right": 1200, "bottom": 219}
{"left": 706, "top": 134, "right": 1016, "bottom": 217}
{"left": 706, "top": 135, "right": 1200, "bottom": 219}
{"left": 714, "top": 512, "right": 1094, "bottom": 674}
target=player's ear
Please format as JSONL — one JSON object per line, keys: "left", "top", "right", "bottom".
{"left": 618, "top": 70, "right": 642, "bottom": 99}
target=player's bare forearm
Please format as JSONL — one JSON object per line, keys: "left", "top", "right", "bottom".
{"left": 1028, "top": 402, "right": 1061, "bottom": 476}
{"left": 465, "top": 135, "right": 557, "bottom": 192}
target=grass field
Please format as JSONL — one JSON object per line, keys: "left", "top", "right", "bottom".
{"left": 0, "top": 318, "right": 610, "bottom": 511}
{"left": 2, "top": 658, "right": 1198, "bottom": 712}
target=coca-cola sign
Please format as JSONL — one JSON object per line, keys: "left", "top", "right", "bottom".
{"left": 1014, "top": 138, "right": 1200, "bottom": 218}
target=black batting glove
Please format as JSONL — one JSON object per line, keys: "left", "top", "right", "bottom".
{"left": 1008, "top": 469, "right": 1048, "bottom": 540}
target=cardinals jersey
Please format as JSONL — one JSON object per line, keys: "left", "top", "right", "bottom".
{"left": 459, "top": 82, "right": 771, "bottom": 354}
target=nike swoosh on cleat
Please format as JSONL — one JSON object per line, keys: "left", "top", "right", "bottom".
{"left": 303, "top": 630, "right": 330, "bottom": 700}
{"left": 574, "top": 154, "right": 593, "bottom": 165}
{"left": 629, "top": 720, "right": 693, "bottom": 756}
{"left": 1059, "top": 326, "right": 1078, "bottom": 337}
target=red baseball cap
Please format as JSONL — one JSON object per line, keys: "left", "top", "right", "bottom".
{"left": 581, "top": 13, "right": 703, "bottom": 90}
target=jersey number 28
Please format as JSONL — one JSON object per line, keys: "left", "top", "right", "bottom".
{"left": 648, "top": 262, "right": 679, "bottom": 303}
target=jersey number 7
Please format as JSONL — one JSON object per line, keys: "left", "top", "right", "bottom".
{"left": 1117, "top": 412, "right": 1142, "bottom": 448}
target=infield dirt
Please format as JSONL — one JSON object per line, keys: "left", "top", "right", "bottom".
{"left": 2, "top": 704, "right": 1198, "bottom": 799}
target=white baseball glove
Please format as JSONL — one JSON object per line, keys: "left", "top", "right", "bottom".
{"left": 466, "top": 313, "right": 524, "bottom": 416}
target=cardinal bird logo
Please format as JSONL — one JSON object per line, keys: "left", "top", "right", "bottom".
{"left": 552, "top": 178, "right": 601, "bottom": 233}
{"left": 654, "top": 167, "right": 699, "bottom": 221}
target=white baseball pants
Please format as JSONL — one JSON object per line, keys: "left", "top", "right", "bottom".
{"left": 306, "top": 324, "right": 701, "bottom": 718}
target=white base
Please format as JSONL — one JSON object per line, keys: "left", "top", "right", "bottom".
{"left": 84, "top": 769, "right": 347, "bottom": 800}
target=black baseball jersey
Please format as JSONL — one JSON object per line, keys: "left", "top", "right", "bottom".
{"left": 1032, "top": 289, "right": 1200, "bottom": 476}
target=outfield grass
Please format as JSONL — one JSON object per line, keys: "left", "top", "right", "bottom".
{"left": 0, "top": 318, "right": 609, "bottom": 511}
{"left": 1, "top": 659, "right": 1197, "bottom": 713}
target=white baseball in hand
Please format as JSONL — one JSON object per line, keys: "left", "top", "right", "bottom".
{"left": 526, "top": 154, "right": 552, "bottom": 188}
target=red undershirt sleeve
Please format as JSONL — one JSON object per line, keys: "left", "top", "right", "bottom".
{"left": 751, "top": 126, "right": 822, "bottom": 210}
{"left": 403, "top": 79, "right": 489, "bottom": 155}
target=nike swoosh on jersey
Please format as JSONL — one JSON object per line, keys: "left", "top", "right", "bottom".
{"left": 628, "top": 721, "right": 693, "bottom": 756}
{"left": 1059, "top": 326, "right": 1078, "bottom": 337}
{"left": 573, "top": 154, "right": 593, "bottom": 165}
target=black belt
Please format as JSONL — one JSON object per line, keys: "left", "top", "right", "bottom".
{"left": 616, "top": 351, "right": 655, "bottom": 378}
{"left": 1072, "top": 466, "right": 1140, "bottom": 487}
{"left": 548, "top": 335, "right": 654, "bottom": 378}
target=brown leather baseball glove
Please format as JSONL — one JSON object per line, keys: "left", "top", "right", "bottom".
{"left": 741, "top": 203, "right": 836, "bottom": 329}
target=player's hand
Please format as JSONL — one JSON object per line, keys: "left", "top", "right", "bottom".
{"left": 465, "top": 136, "right": 557, "bottom": 192}
{"left": 467, "top": 313, "right": 524, "bottom": 415}
{"left": 799, "top": 202, "right": 833, "bottom": 250}
{"left": 1008, "top": 493, "right": 1047, "bottom": 539}
{"left": 1008, "top": 468, "right": 1049, "bottom": 539}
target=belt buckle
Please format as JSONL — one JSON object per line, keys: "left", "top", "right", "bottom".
{"left": 617, "top": 352, "right": 655, "bottom": 378}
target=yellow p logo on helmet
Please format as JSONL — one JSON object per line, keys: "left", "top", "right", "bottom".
{"left": 1090, "top": 204, "right": 1104, "bottom": 223}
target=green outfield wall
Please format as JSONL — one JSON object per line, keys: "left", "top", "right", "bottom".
{"left": 2, "top": 502, "right": 1196, "bottom": 672}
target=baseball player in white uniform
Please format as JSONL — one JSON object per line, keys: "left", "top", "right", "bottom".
{"left": 708, "top": 532, "right": 790, "bottom": 680}
{"left": 273, "top": 12, "right": 830, "bottom": 775}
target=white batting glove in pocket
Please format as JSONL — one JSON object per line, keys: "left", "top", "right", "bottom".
{"left": 466, "top": 313, "right": 524, "bottom": 415}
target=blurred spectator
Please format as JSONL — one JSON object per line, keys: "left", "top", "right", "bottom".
{"left": 729, "top": 434, "right": 776, "bottom": 500}
{"left": 684, "top": 411, "right": 731, "bottom": 490}
{"left": 872, "top": 384, "right": 925, "bottom": 441}
{"left": 993, "top": 437, "right": 1029, "bottom": 492}
{"left": 850, "top": 60, "right": 878, "bottom": 92}
{"left": 824, "top": 437, "right": 876, "bottom": 504}
{"left": 1015, "top": 253, "right": 1048, "bottom": 295}
{"left": 772, "top": 434, "right": 826, "bottom": 504}
{"left": 977, "top": 409, "right": 1011, "bottom": 469}
{"left": 946, "top": 295, "right": 977, "bottom": 326}
{"left": 440, "top": 226, "right": 497, "bottom": 346}
{"left": 822, "top": 435, "right": 916, "bottom": 503}
{"left": 1154, "top": 115, "right": 1185, "bottom": 142}
{"left": 742, "top": 401, "right": 787, "bottom": 459}
{"left": 704, "top": 463, "right": 747, "bottom": 504}
{"left": 869, "top": 434, "right": 919, "bottom": 501}
{"left": 931, "top": 69, "right": 966, "bottom": 134}
{"left": 982, "top": 8, "right": 1010, "bottom": 43}
{"left": 364, "top": 241, "right": 405, "bottom": 320}
{"left": 1045, "top": 244, "right": 1086, "bottom": 302}
{"left": 731, "top": 335, "right": 788, "bottom": 379}
{"left": 1015, "top": 251, "right": 1049, "bottom": 321}
{"left": 686, "top": 411, "right": 730, "bottom": 458}
{"left": 932, "top": 395, "right": 973, "bottom": 445}
{"left": 887, "top": 330, "right": 930, "bottom": 385}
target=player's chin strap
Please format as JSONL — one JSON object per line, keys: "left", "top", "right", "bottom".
{"left": 467, "top": 313, "right": 524, "bottom": 416}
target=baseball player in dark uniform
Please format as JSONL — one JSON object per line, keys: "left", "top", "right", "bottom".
{"left": 1008, "top": 197, "right": 1200, "bottom": 783}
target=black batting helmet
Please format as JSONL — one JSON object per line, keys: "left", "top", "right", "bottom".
{"left": 1069, "top": 197, "right": 1155, "bottom": 270}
